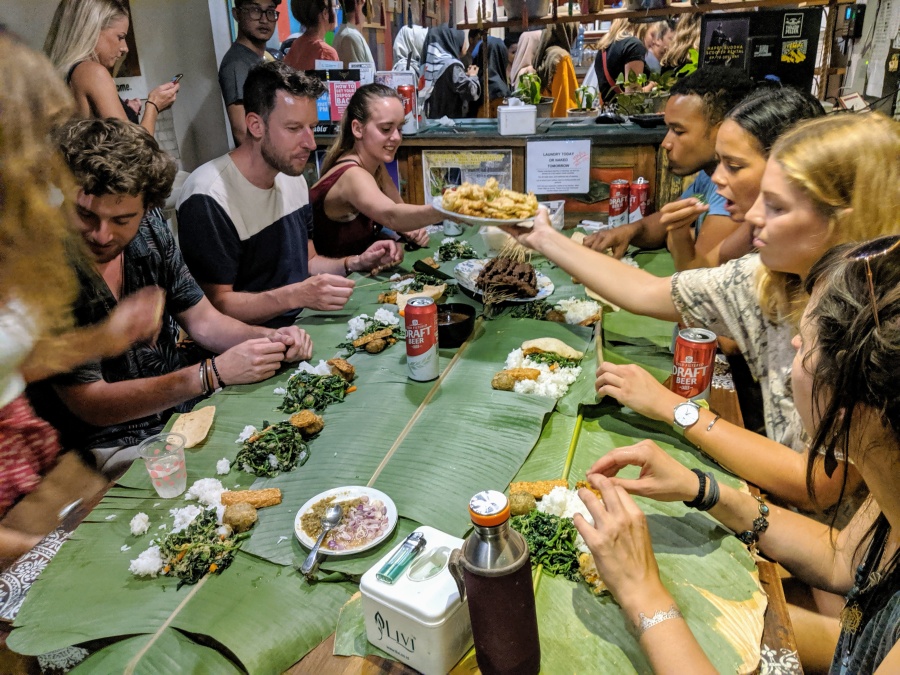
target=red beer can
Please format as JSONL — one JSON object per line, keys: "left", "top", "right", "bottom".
{"left": 629, "top": 177, "right": 650, "bottom": 223}
{"left": 608, "top": 179, "right": 630, "bottom": 228}
{"left": 671, "top": 327, "right": 717, "bottom": 400}
{"left": 405, "top": 298, "right": 439, "bottom": 381}
{"left": 397, "top": 84, "right": 418, "bottom": 134}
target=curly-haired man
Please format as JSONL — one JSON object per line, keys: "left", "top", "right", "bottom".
{"left": 29, "top": 118, "right": 313, "bottom": 475}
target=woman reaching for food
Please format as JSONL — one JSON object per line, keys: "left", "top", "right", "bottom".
{"left": 503, "top": 111, "right": 900, "bottom": 509}
{"left": 574, "top": 235, "right": 900, "bottom": 674}
{"left": 310, "top": 84, "right": 440, "bottom": 262}
{"left": 44, "top": 0, "right": 179, "bottom": 136}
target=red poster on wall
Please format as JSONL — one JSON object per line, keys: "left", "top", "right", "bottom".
{"left": 330, "top": 80, "right": 361, "bottom": 121}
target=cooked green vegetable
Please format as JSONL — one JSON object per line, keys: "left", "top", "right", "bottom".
{"left": 692, "top": 192, "right": 708, "bottom": 204}
{"left": 510, "top": 300, "right": 553, "bottom": 320}
{"left": 278, "top": 372, "right": 348, "bottom": 413}
{"left": 511, "top": 509, "right": 582, "bottom": 581}
{"left": 435, "top": 240, "right": 477, "bottom": 262}
{"left": 411, "top": 272, "right": 456, "bottom": 295}
{"left": 236, "top": 420, "right": 310, "bottom": 477}
{"left": 526, "top": 352, "right": 581, "bottom": 369}
{"left": 159, "top": 509, "right": 248, "bottom": 587}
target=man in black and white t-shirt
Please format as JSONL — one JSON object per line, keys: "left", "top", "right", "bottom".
{"left": 179, "top": 62, "right": 401, "bottom": 329}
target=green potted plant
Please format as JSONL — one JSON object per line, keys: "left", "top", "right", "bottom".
{"left": 568, "top": 84, "right": 599, "bottom": 118}
{"left": 514, "top": 72, "right": 554, "bottom": 118}
{"left": 613, "top": 68, "right": 680, "bottom": 116}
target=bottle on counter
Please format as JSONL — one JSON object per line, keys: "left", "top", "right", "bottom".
{"left": 572, "top": 25, "right": 585, "bottom": 66}
{"left": 449, "top": 490, "right": 540, "bottom": 675}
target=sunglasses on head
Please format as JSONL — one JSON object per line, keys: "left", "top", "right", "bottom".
{"left": 847, "top": 235, "right": 900, "bottom": 331}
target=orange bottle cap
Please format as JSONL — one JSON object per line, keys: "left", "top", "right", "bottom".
{"left": 468, "top": 490, "right": 510, "bottom": 527}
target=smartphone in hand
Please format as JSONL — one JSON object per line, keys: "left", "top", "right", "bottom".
{"left": 171, "top": 73, "right": 183, "bottom": 84}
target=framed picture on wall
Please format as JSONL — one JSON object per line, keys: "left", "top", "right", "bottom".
{"left": 426, "top": 0, "right": 438, "bottom": 18}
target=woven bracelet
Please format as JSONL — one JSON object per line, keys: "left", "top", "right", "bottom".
{"left": 697, "top": 472, "right": 720, "bottom": 511}
{"left": 682, "top": 468, "right": 707, "bottom": 509}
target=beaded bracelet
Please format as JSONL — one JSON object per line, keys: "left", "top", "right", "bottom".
{"left": 737, "top": 494, "right": 770, "bottom": 553}
{"left": 210, "top": 356, "right": 226, "bottom": 388}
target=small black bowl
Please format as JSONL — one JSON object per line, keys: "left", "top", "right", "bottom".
{"left": 437, "top": 303, "right": 476, "bottom": 348}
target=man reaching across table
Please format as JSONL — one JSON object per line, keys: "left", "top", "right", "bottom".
{"left": 178, "top": 61, "right": 402, "bottom": 329}
{"left": 586, "top": 66, "right": 755, "bottom": 270}
{"left": 29, "top": 118, "right": 313, "bottom": 476}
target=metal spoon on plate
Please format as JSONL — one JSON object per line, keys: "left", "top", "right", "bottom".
{"left": 300, "top": 504, "right": 343, "bottom": 576}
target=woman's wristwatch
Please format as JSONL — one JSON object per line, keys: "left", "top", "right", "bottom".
{"left": 672, "top": 399, "right": 709, "bottom": 435}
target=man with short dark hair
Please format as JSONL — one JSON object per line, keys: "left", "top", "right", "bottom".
{"left": 333, "top": 0, "right": 374, "bottom": 68}
{"left": 218, "top": 0, "right": 281, "bottom": 146}
{"left": 29, "top": 118, "right": 312, "bottom": 475}
{"left": 178, "top": 61, "right": 401, "bottom": 328}
{"left": 586, "top": 66, "right": 755, "bottom": 270}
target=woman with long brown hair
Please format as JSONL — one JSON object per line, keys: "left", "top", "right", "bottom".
{"left": 310, "top": 84, "right": 439, "bottom": 261}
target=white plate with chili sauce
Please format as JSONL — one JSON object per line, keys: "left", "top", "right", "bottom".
{"left": 294, "top": 486, "right": 397, "bottom": 556}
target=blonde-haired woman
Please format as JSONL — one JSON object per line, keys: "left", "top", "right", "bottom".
{"left": 503, "top": 112, "right": 900, "bottom": 509}
{"left": 0, "top": 35, "right": 162, "bottom": 557}
{"left": 45, "top": 0, "right": 178, "bottom": 135}
{"left": 594, "top": 19, "right": 669, "bottom": 102}
{"left": 661, "top": 14, "right": 701, "bottom": 71}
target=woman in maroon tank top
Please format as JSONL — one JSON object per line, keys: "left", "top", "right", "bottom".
{"left": 310, "top": 84, "right": 440, "bottom": 260}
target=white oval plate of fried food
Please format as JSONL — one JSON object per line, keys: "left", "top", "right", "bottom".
{"left": 294, "top": 486, "right": 397, "bottom": 556}
{"left": 433, "top": 178, "right": 539, "bottom": 228}
{"left": 454, "top": 259, "right": 554, "bottom": 303}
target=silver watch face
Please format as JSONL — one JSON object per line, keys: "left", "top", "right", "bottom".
{"left": 674, "top": 402, "right": 700, "bottom": 428}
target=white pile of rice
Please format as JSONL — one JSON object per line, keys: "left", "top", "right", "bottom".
{"left": 554, "top": 297, "right": 602, "bottom": 325}
{"left": 169, "top": 505, "right": 203, "bottom": 533}
{"left": 235, "top": 425, "right": 257, "bottom": 443}
{"left": 346, "top": 308, "right": 400, "bottom": 340}
{"left": 504, "top": 348, "right": 582, "bottom": 399}
{"left": 184, "top": 478, "right": 225, "bottom": 507}
{"left": 538, "top": 486, "right": 594, "bottom": 553}
{"left": 292, "top": 359, "right": 332, "bottom": 377}
{"left": 128, "top": 545, "right": 163, "bottom": 577}
{"left": 390, "top": 274, "right": 416, "bottom": 292}
{"left": 216, "top": 458, "right": 231, "bottom": 475}
{"left": 129, "top": 512, "right": 150, "bottom": 536}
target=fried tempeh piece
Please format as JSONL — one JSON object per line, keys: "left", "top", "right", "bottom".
{"left": 352, "top": 327, "right": 393, "bottom": 348}
{"left": 220, "top": 488, "right": 282, "bottom": 509}
{"left": 491, "top": 367, "right": 541, "bottom": 391}
{"left": 289, "top": 410, "right": 324, "bottom": 437}
{"left": 326, "top": 358, "right": 356, "bottom": 382}
{"left": 575, "top": 480, "right": 602, "bottom": 498}
{"left": 508, "top": 479, "right": 568, "bottom": 499}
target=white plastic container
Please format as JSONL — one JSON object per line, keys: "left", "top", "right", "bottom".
{"left": 498, "top": 104, "right": 537, "bottom": 136}
{"left": 360, "top": 526, "right": 472, "bottom": 674}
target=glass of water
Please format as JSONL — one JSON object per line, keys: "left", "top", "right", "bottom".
{"left": 138, "top": 433, "right": 187, "bottom": 498}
